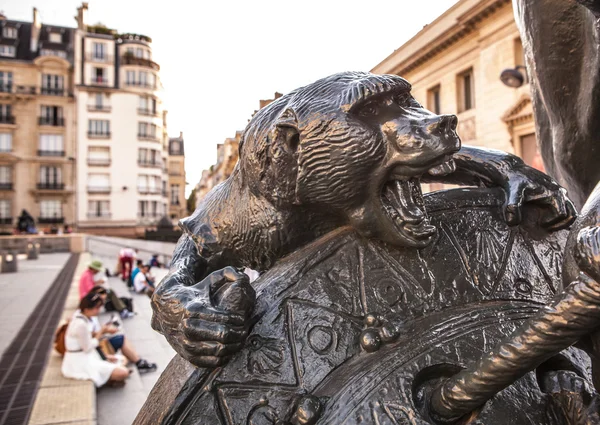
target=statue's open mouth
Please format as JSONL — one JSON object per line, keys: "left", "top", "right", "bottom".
{"left": 381, "top": 158, "right": 456, "bottom": 242}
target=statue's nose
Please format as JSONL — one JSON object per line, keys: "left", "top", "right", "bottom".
{"left": 428, "top": 114, "right": 460, "bottom": 152}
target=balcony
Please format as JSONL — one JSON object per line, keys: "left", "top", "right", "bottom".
{"left": 86, "top": 53, "right": 114, "bottom": 63}
{"left": 40, "top": 87, "right": 65, "bottom": 96}
{"left": 15, "top": 85, "right": 37, "bottom": 95}
{"left": 138, "top": 160, "right": 161, "bottom": 168}
{"left": 88, "top": 131, "right": 111, "bottom": 139}
{"left": 87, "top": 104, "right": 111, "bottom": 112}
{"left": 137, "top": 108, "right": 159, "bottom": 117}
{"left": 137, "top": 213, "right": 161, "bottom": 220}
{"left": 38, "top": 117, "right": 65, "bottom": 126}
{"left": 168, "top": 170, "right": 182, "bottom": 176}
{"left": 137, "top": 134, "right": 159, "bottom": 142}
{"left": 137, "top": 186, "right": 161, "bottom": 194}
{"left": 37, "top": 183, "right": 65, "bottom": 190}
{"left": 121, "top": 54, "right": 160, "bottom": 71}
{"left": 124, "top": 81, "right": 156, "bottom": 90}
{"left": 0, "top": 183, "right": 12, "bottom": 190}
{"left": 87, "top": 185, "right": 111, "bottom": 194}
{"left": 87, "top": 158, "right": 111, "bottom": 166}
{"left": 87, "top": 212, "right": 112, "bottom": 219}
{"left": 37, "top": 150, "right": 65, "bottom": 157}
{"left": 0, "top": 217, "right": 12, "bottom": 225}
{"left": 90, "top": 78, "right": 110, "bottom": 87}
{"left": 170, "top": 200, "right": 181, "bottom": 206}
{"left": 0, "top": 116, "right": 15, "bottom": 125}
{"left": 38, "top": 216, "right": 64, "bottom": 224}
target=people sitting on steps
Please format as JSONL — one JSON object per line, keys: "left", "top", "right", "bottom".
{"left": 88, "top": 286, "right": 157, "bottom": 374}
{"left": 79, "top": 259, "right": 134, "bottom": 319}
{"left": 129, "top": 259, "right": 144, "bottom": 291}
{"left": 61, "top": 293, "right": 130, "bottom": 387}
{"left": 133, "top": 264, "right": 155, "bottom": 297}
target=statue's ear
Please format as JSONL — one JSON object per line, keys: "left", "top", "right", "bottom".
{"left": 275, "top": 109, "right": 300, "bottom": 154}
{"left": 268, "top": 109, "right": 301, "bottom": 205}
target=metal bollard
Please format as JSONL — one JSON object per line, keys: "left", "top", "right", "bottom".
{"left": 27, "top": 242, "right": 40, "bottom": 260}
{"left": 1, "top": 251, "right": 18, "bottom": 273}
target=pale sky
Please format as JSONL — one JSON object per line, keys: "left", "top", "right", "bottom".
{"left": 1, "top": 0, "right": 460, "bottom": 196}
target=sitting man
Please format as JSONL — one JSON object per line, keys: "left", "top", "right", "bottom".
{"left": 88, "top": 286, "right": 157, "bottom": 373}
{"left": 79, "top": 259, "right": 134, "bottom": 319}
{"left": 129, "top": 259, "right": 144, "bottom": 290}
{"left": 133, "top": 264, "right": 155, "bottom": 297}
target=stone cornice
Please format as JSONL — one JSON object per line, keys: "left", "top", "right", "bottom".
{"left": 371, "top": 0, "right": 511, "bottom": 76}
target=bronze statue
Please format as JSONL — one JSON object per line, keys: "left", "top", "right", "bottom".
{"left": 512, "top": 0, "right": 600, "bottom": 209}
{"left": 137, "top": 72, "right": 599, "bottom": 425}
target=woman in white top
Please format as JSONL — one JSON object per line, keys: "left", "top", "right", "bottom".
{"left": 61, "top": 292, "right": 130, "bottom": 387}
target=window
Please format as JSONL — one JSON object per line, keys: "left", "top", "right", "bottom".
{"left": 3, "top": 27, "right": 17, "bottom": 39}
{"left": 88, "top": 173, "right": 110, "bottom": 191}
{"left": 170, "top": 184, "right": 180, "bottom": 205}
{"left": 138, "top": 148, "right": 159, "bottom": 164}
{"left": 0, "top": 46, "right": 16, "bottom": 58}
{"left": 0, "top": 104, "right": 12, "bottom": 123}
{"left": 40, "top": 200, "right": 62, "bottom": 219}
{"left": 457, "top": 68, "right": 475, "bottom": 113}
{"left": 88, "top": 119, "right": 110, "bottom": 136}
{"left": 137, "top": 174, "right": 160, "bottom": 193}
{"left": 0, "top": 71, "right": 13, "bottom": 93}
{"left": 39, "top": 166, "right": 62, "bottom": 186}
{"left": 88, "top": 146, "right": 110, "bottom": 165}
{"left": 138, "top": 122, "right": 157, "bottom": 139}
{"left": 126, "top": 70, "right": 136, "bottom": 85}
{"left": 93, "top": 42, "right": 105, "bottom": 60}
{"left": 39, "top": 134, "right": 64, "bottom": 155}
{"left": 0, "top": 133, "right": 12, "bottom": 152}
{"left": 93, "top": 67, "right": 106, "bottom": 84}
{"left": 427, "top": 85, "right": 441, "bottom": 115}
{"left": 0, "top": 200, "right": 11, "bottom": 219}
{"left": 49, "top": 32, "right": 62, "bottom": 43}
{"left": 139, "top": 71, "right": 148, "bottom": 86}
{"left": 40, "top": 49, "right": 67, "bottom": 58}
{"left": 88, "top": 200, "right": 110, "bottom": 217}
{"left": 520, "top": 133, "right": 545, "bottom": 172}
{"left": 41, "top": 74, "right": 64, "bottom": 95}
{"left": 138, "top": 200, "right": 148, "bottom": 217}
{"left": 515, "top": 38, "right": 525, "bottom": 67}
{"left": 40, "top": 105, "right": 63, "bottom": 126}
{"left": 0, "top": 166, "right": 11, "bottom": 183}
{"left": 139, "top": 96, "right": 149, "bottom": 110}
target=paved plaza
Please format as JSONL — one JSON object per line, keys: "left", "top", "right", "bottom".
{"left": 0, "top": 248, "right": 177, "bottom": 425}
{"left": 0, "top": 254, "right": 71, "bottom": 358}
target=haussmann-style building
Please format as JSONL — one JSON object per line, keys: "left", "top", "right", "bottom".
{"left": 0, "top": 9, "right": 77, "bottom": 233}
{"left": 72, "top": 4, "right": 173, "bottom": 237}
{"left": 168, "top": 132, "right": 186, "bottom": 221}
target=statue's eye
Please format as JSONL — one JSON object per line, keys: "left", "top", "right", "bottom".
{"left": 393, "top": 93, "right": 411, "bottom": 107}
{"left": 359, "top": 102, "right": 379, "bottom": 117}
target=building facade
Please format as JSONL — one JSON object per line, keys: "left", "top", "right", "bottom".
{"left": 168, "top": 132, "right": 186, "bottom": 221}
{"left": 0, "top": 9, "right": 77, "bottom": 233}
{"left": 371, "top": 0, "right": 541, "bottom": 176}
{"left": 72, "top": 4, "right": 171, "bottom": 237}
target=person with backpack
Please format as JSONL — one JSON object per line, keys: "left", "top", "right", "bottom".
{"left": 61, "top": 293, "right": 130, "bottom": 387}
{"left": 79, "top": 259, "right": 134, "bottom": 319}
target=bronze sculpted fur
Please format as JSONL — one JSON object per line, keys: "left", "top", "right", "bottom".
{"left": 142, "top": 72, "right": 593, "bottom": 424}
{"left": 150, "top": 72, "right": 574, "bottom": 368}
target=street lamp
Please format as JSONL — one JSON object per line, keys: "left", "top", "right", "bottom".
{"left": 500, "top": 65, "right": 528, "bottom": 88}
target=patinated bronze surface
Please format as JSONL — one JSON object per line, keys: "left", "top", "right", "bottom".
{"left": 136, "top": 72, "right": 600, "bottom": 424}
{"left": 512, "top": 0, "right": 600, "bottom": 209}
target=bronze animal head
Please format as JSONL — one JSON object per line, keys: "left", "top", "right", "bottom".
{"left": 238, "top": 72, "right": 460, "bottom": 248}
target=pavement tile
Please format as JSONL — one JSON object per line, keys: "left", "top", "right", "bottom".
{"left": 28, "top": 384, "right": 95, "bottom": 425}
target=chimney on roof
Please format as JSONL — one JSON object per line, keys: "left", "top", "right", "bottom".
{"left": 179, "top": 131, "right": 183, "bottom": 139}
{"left": 0, "top": 12, "right": 6, "bottom": 21}
{"left": 75, "top": 3, "right": 88, "bottom": 30}
{"left": 31, "top": 7, "right": 41, "bottom": 53}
